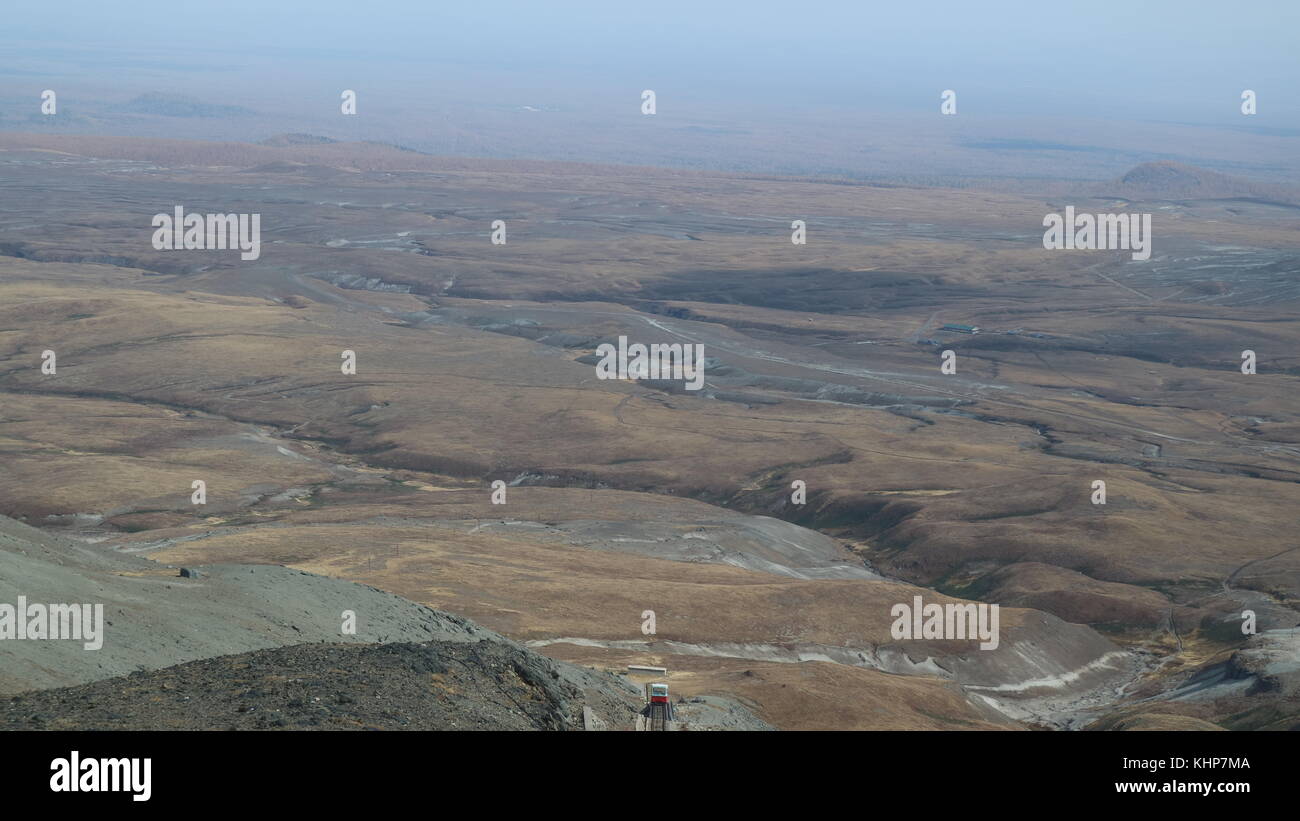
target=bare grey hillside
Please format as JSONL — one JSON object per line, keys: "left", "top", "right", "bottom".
{"left": 0, "top": 512, "right": 491, "bottom": 694}
{"left": 0, "top": 511, "right": 771, "bottom": 729}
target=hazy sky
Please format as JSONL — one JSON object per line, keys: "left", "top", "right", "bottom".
{"left": 7, "top": 0, "right": 1298, "bottom": 124}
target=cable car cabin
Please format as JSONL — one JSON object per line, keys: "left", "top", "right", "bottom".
{"left": 647, "top": 683, "right": 670, "bottom": 704}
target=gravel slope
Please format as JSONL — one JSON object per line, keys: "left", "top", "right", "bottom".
{"left": 0, "top": 513, "right": 497, "bottom": 694}
{"left": 2, "top": 640, "right": 645, "bottom": 731}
